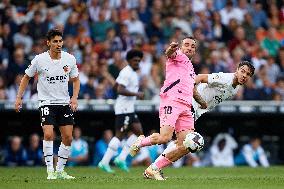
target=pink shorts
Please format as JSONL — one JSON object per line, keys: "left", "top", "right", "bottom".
{"left": 159, "top": 96, "right": 195, "bottom": 133}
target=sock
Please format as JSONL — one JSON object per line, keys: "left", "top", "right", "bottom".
{"left": 152, "top": 155, "right": 172, "bottom": 170}
{"left": 140, "top": 136, "right": 152, "bottom": 147}
{"left": 156, "top": 141, "right": 177, "bottom": 162}
{"left": 101, "top": 137, "right": 121, "bottom": 165}
{"left": 117, "top": 134, "right": 137, "bottom": 161}
{"left": 43, "top": 140, "right": 54, "bottom": 172}
{"left": 56, "top": 142, "right": 71, "bottom": 172}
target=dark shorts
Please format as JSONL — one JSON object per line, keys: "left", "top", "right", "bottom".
{"left": 39, "top": 105, "right": 75, "bottom": 127}
{"left": 115, "top": 113, "right": 140, "bottom": 132}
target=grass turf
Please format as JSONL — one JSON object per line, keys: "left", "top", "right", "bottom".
{"left": 0, "top": 166, "right": 283, "bottom": 189}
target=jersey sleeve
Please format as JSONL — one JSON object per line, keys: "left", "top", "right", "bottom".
{"left": 208, "top": 72, "right": 227, "bottom": 85}
{"left": 116, "top": 69, "right": 129, "bottom": 87}
{"left": 25, "top": 56, "right": 38, "bottom": 77}
{"left": 69, "top": 56, "right": 79, "bottom": 78}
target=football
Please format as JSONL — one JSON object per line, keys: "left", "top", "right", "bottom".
{"left": 183, "top": 132, "right": 204, "bottom": 153}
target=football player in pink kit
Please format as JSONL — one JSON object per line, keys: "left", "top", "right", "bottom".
{"left": 130, "top": 37, "right": 207, "bottom": 180}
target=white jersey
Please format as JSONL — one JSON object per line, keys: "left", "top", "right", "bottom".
{"left": 192, "top": 73, "right": 240, "bottom": 120}
{"left": 114, "top": 65, "right": 139, "bottom": 115}
{"left": 25, "top": 51, "right": 79, "bottom": 107}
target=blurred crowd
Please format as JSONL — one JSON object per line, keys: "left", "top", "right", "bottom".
{"left": 0, "top": 128, "right": 271, "bottom": 167}
{"left": 1, "top": 0, "right": 284, "bottom": 101}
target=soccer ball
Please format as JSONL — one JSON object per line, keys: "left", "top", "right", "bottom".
{"left": 183, "top": 132, "right": 204, "bottom": 153}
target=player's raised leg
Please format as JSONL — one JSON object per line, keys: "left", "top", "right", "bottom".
{"left": 56, "top": 125, "right": 75, "bottom": 179}
{"left": 130, "top": 125, "right": 174, "bottom": 157}
{"left": 42, "top": 125, "right": 57, "bottom": 180}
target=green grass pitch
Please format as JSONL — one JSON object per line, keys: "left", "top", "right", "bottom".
{"left": 0, "top": 166, "right": 283, "bottom": 189}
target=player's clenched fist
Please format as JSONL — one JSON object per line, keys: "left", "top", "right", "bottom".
{"left": 169, "top": 42, "right": 179, "bottom": 51}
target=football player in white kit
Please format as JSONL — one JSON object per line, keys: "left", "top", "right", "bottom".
{"left": 98, "top": 49, "right": 144, "bottom": 173}
{"left": 144, "top": 61, "right": 255, "bottom": 180}
{"left": 15, "top": 29, "right": 80, "bottom": 180}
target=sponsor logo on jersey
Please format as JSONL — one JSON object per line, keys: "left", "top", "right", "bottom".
{"left": 46, "top": 75, "right": 68, "bottom": 84}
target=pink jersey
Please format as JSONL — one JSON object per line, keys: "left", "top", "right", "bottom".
{"left": 160, "top": 49, "right": 196, "bottom": 105}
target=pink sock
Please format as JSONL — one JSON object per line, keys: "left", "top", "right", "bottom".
{"left": 140, "top": 137, "right": 152, "bottom": 147}
{"left": 153, "top": 155, "right": 172, "bottom": 169}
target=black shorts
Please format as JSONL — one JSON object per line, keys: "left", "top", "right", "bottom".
{"left": 115, "top": 113, "right": 140, "bottom": 132}
{"left": 39, "top": 105, "right": 75, "bottom": 127}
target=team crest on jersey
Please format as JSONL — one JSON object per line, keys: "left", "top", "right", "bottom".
{"left": 213, "top": 74, "right": 220, "bottom": 79}
{"left": 63, "top": 65, "right": 69, "bottom": 72}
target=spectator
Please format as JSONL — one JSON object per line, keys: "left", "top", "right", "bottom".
{"left": 137, "top": 0, "right": 152, "bottom": 25}
{"left": 242, "top": 13, "right": 256, "bottom": 42}
{"left": 146, "top": 13, "right": 163, "bottom": 41}
{"left": 139, "top": 75, "right": 155, "bottom": 100}
{"left": 28, "top": 10, "right": 48, "bottom": 41}
{"left": 91, "top": 9, "right": 114, "bottom": 42}
{"left": 4, "top": 136, "right": 27, "bottom": 166}
{"left": 261, "top": 27, "right": 281, "bottom": 57}
{"left": 211, "top": 11, "right": 230, "bottom": 42}
{"left": 243, "top": 77, "right": 259, "bottom": 100}
{"left": 172, "top": 6, "right": 192, "bottom": 36}
{"left": 162, "top": 13, "right": 175, "bottom": 42}
{"left": 80, "top": 76, "right": 97, "bottom": 100}
{"left": 69, "top": 127, "right": 89, "bottom": 166}
{"left": 250, "top": 1, "right": 269, "bottom": 29}
{"left": 0, "top": 38, "right": 9, "bottom": 73}
{"left": 275, "top": 77, "right": 284, "bottom": 99}
{"left": 207, "top": 50, "right": 228, "bottom": 73}
{"left": 6, "top": 73, "right": 31, "bottom": 101}
{"left": 219, "top": 0, "right": 242, "bottom": 25}
{"left": 26, "top": 133, "right": 43, "bottom": 166}
{"left": 6, "top": 48, "right": 28, "bottom": 83}
{"left": 124, "top": 9, "right": 146, "bottom": 38}
{"left": 13, "top": 24, "right": 33, "bottom": 54}
{"left": 63, "top": 12, "right": 80, "bottom": 37}
{"left": 210, "top": 133, "right": 238, "bottom": 167}
{"left": 265, "top": 56, "right": 281, "bottom": 84}
{"left": 235, "top": 137, "right": 269, "bottom": 167}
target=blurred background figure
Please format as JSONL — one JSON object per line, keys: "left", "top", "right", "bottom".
{"left": 26, "top": 133, "right": 43, "bottom": 166}
{"left": 68, "top": 127, "right": 89, "bottom": 166}
{"left": 235, "top": 137, "right": 270, "bottom": 167}
{"left": 4, "top": 136, "right": 27, "bottom": 166}
{"left": 209, "top": 133, "right": 238, "bottom": 167}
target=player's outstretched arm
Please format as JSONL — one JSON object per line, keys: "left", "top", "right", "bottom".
{"left": 70, "top": 76, "right": 80, "bottom": 112}
{"left": 165, "top": 42, "right": 179, "bottom": 58}
{"left": 195, "top": 74, "right": 208, "bottom": 85}
{"left": 15, "top": 74, "right": 31, "bottom": 112}
{"left": 193, "top": 86, "right": 207, "bottom": 109}
{"left": 117, "top": 84, "right": 144, "bottom": 99}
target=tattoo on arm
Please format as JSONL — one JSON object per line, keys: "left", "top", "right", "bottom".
{"left": 193, "top": 87, "right": 206, "bottom": 106}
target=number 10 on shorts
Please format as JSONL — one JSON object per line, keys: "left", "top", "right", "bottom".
{"left": 164, "top": 106, "right": 172, "bottom": 114}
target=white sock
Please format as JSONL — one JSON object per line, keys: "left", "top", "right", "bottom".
{"left": 56, "top": 142, "right": 71, "bottom": 172}
{"left": 155, "top": 141, "right": 177, "bottom": 163}
{"left": 43, "top": 140, "right": 54, "bottom": 172}
{"left": 117, "top": 134, "right": 137, "bottom": 161}
{"left": 100, "top": 137, "right": 121, "bottom": 165}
